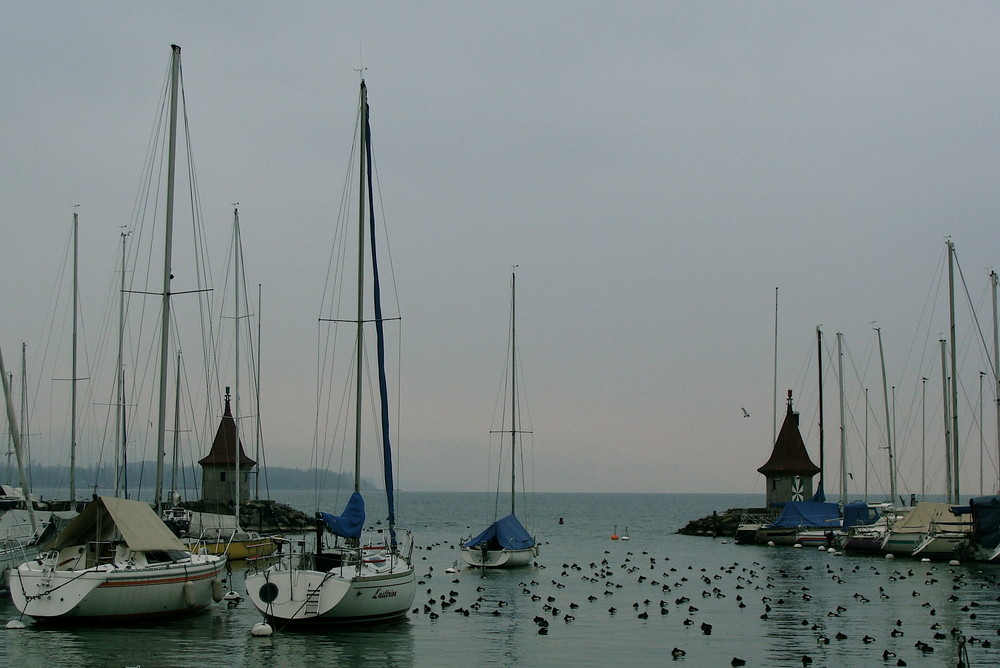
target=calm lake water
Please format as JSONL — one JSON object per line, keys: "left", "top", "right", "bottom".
{"left": 3, "top": 491, "right": 999, "bottom": 667}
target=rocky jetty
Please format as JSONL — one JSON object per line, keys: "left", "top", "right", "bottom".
{"left": 676, "top": 507, "right": 774, "bottom": 537}
{"left": 182, "top": 498, "right": 313, "bottom": 533}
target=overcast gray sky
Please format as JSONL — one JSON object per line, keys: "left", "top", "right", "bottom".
{"left": 4, "top": 2, "right": 1000, "bottom": 497}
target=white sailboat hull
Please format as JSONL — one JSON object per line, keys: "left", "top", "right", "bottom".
{"left": 882, "top": 531, "right": 969, "bottom": 558}
{"left": 459, "top": 545, "right": 538, "bottom": 569}
{"left": 246, "top": 555, "right": 415, "bottom": 624}
{"left": 10, "top": 553, "right": 225, "bottom": 621}
{"left": 911, "top": 532, "right": 971, "bottom": 557}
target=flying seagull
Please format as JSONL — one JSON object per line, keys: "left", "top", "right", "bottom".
{"left": 741, "top": 407, "right": 750, "bottom": 418}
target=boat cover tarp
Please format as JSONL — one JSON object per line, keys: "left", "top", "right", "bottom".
{"left": 320, "top": 491, "right": 365, "bottom": 539}
{"left": 970, "top": 496, "right": 1000, "bottom": 548}
{"left": 464, "top": 513, "right": 535, "bottom": 551}
{"left": 764, "top": 501, "right": 841, "bottom": 529}
{"left": 843, "top": 502, "right": 880, "bottom": 528}
{"left": 0, "top": 484, "right": 27, "bottom": 500}
{"left": 45, "top": 496, "right": 187, "bottom": 552}
{"left": 890, "top": 501, "right": 971, "bottom": 534}
{"left": 189, "top": 511, "right": 239, "bottom": 534}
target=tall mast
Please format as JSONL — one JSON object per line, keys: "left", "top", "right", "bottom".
{"left": 947, "top": 240, "right": 960, "bottom": 500}
{"left": 171, "top": 350, "right": 181, "bottom": 503}
{"left": 864, "top": 388, "right": 869, "bottom": 502}
{"left": 992, "top": 270, "right": 1000, "bottom": 493}
{"left": 921, "top": 377, "right": 927, "bottom": 500}
{"left": 941, "top": 339, "right": 953, "bottom": 503}
{"left": 155, "top": 44, "right": 181, "bottom": 513}
{"left": 116, "top": 228, "right": 127, "bottom": 496}
{"left": 234, "top": 208, "right": 242, "bottom": 523}
{"left": 980, "top": 371, "right": 985, "bottom": 495}
{"left": 256, "top": 282, "right": 262, "bottom": 501}
{"left": 20, "top": 343, "right": 29, "bottom": 483}
{"left": 837, "top": 332, "right": 846, "bottom": 504}
{"left": 70, "top": 210, "right": 79, "bottom": 503}
{"left": 875, "top": 327, "right": 895, "bottom": 504}
{"left": 0, "top": 345, "right": 36, "bottom": 532}
{"left": 353, "top": 81, "right": 367, "bottom": 494}
{"left": 773, "top": 287, "right": 778, "bottom": 452}
{"left": 816, "top": 327, "right": 824, "bottom": 494}
{"left": 511, "top": 271, "right": 517, "bottom": 516}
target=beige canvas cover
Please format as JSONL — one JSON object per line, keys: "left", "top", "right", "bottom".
{"left": 46, "top": 496, "right": 187, "bottom": 552}
{"left": 891, "top": 502, "right": 970, "bottom": 533}
{"left": 189, "top": 511, "right": 239, "bottom": 534}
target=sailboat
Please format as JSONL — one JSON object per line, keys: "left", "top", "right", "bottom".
{"left": 244, "top": 79, "right": 415, "bottom": 625}
{"left": 184, "top": 209, "right": 276, "bottom": 561}
{"left": 877, "top": 242, "right": 974, "bottom": 559}
{"left": 0, "top": 345, "right": 47, "bottom": 584}
{"left": 460, "top": 272, "right": 539, "bottom": 569}
{"left": 8, "top": 45, "right": 226, "bottom": 623}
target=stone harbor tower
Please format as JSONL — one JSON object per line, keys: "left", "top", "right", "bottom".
{"left": 198, "top": 388, "right": 256, "bottom": 508}
{"left": 757, "top": 390, "right": 820, "bottom": 507}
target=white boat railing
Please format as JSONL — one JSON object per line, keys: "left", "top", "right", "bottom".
{"left": 249, "top": 525, "right": 413, "bottom": 577}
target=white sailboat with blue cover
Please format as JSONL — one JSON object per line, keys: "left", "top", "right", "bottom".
{"left": 461, "top": 272, "right": 539, "bottom": 569}
{"left": 244, "top": 80, "right": 415, "bottom": 625}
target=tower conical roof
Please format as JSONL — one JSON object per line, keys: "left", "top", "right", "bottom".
{"left": 757, "top": 390, "right": 820, "bottom": 475}
{"left": 198, "top": 391, "right": 256, "bottom": 468}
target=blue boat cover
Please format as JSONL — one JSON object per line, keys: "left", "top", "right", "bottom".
{"left": 320, "top": 491, "right": 365, "bottom": 539}
{"left": 464, "top": 513, "right": 535, "bottom": 551}
{"left": 765, "top": 501, "right": 841, "bottom": 529}
{"left": 842, "top": 501, "right": 880, "bottom": 528}
{"left": 969, "top": 495, "right": 1000, "bottom": 549}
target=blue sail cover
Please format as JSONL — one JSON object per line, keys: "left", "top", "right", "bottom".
{"left": 464, "top": 514, "right": 535, "bottom": 551}
{"left": 970, "top": 495, "right": 1000, "bottom": 549}
{"left": 320, "top": 491, "right": 365, "bottom": 539}
{"left": 765, "top": 501, "right": 841, "bottom": 529}
{"left": 365, "top": 102, "right": 399, "bottom": 550}
{"left": 842, "top": 501, "right": 880, "bottom": 528}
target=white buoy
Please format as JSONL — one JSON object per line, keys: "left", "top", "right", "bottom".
{"left": 832, "top": 551, "right": 843, "bottom": 557}
{"left": 6, "top": 619, "right": 25, "bottom": 630}
{"left": 885, "top": 553, "right": 895, "bottom": 559}
{"left": 767, "top": 541, "right": 775, "bottom": 547}
{"left": 827, "top": 547, "right": 836, "bottom": 553}
{"left": 251, "top": 622, "right": 273, "bottom": 637}
{"left": 793, "top": 543, "right": 803, "bottom": 549}
{"left": 921, "top": 558, "right": 931, "bottom": 563}
{"left": 224, "top": 590, "right": 242, "bottom": 601}
{"left": 818, "top": 546, "right": 826, "bottom": 551}
{"left": 949, "top": 559, "right": 961, "bottom": 566}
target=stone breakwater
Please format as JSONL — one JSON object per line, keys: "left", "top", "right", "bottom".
{"left": 183, "top": 499, "right": 314, "bottom": 533}
{"left": 676, "top": 507, "right": 774, "bottom": 537}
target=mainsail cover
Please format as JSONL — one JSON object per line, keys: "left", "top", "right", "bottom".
{"left": 842, "top": 501, "right": 880, "bottom": 528}
{"left": 764, "top": 501, "right": 841, "bottom": 529}
{"left": 464, "top": 513, "right": 535, "bottom": 551}
{"left": 320, "top": 491, "right": 365, "bottom": 539}
{"left": 364, "top": 91, "right": 398, "bottom": 549}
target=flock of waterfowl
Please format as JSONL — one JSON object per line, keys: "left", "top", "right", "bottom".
{"left": 397, "top": 530, "right": 996, "bottom": 666}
